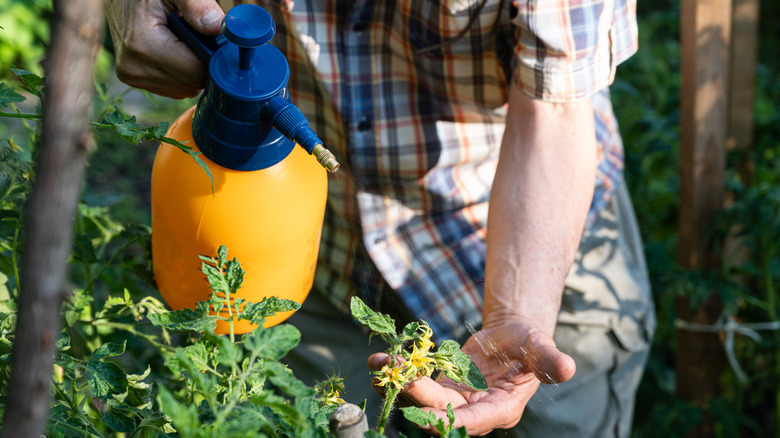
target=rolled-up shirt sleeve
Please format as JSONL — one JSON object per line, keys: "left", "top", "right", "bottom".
{"left": 511, "top": 0, "right": 638, "bottom": 102}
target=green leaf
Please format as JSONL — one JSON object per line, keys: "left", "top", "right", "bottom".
{"left": 171, "top": 342, "right": 210, "bottom": 375}
{"left": 244, "top": 324, "right": 301, "bottom": 361}
{"left": 400, "top": 321, "right": 420, "bottom": 342}
{"left": 211, "top": 334, "right": 241, "bottom": 367}
{"left": 101, "top": 402, "right": 137, "bottom": 433}
{"left": 133, "top": 411, "right": 169, "bottom": 438}
{"left": 90, "top": 340, "right": 127, "bottom": 361}
{"left": 436, "top": 340, "right": 487, "bottom": 391}
{"left": 225, "top": 258, "right": 244, "bottom": 295}
{"left": 125, "top": 367, "right": 153, "bottom": 408}
{"left": 84, "top": 360, "right": 128, "bottom": 399}
{"left": 157, "top": 386, "right": 200, "bottom": 437}
{"left": 171, "top": 347, "right": 217, "bottom": 395}
{"left": 239, "top": 297, "right": 301, "bottom": 326}
{"left": 401, "top": 406, "right": 447, "bottom": 435}
{"left": 63, "top": 289, "right": 92, "bottom": 327}
{"left": 10, "top": 68, "right": 44, "bottom": 97}
{"left": 201, "top": 262, "right": 228, "bottom": 294}
{"left": 147, "top": 304, "right": 217, "bottom": 333}
{"left": 264, "top": 361, "right": 315, "bottom": 399}
{"left": 0, "top": 83, "right": 25, "bottom": 108}
{"left": 349, "top": 296, "right": 397, "bottom": 337}
{"left": 100, "top": 106, "right": 146, "bottom": 144}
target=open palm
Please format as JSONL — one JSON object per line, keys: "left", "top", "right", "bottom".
{"left": 369, "top": 321, "right": 576, "bottom": 436}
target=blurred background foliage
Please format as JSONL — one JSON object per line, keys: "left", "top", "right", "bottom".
{"left": 0, "top": 0, "right": 779, "bottom": 436}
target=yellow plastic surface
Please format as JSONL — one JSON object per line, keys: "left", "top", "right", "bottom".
{"left": 151, "top": 106, "right": 327, "bottom": 333}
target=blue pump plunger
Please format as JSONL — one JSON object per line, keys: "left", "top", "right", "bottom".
{"left": 167, "top": 4, "right": 339, "bottom": 172}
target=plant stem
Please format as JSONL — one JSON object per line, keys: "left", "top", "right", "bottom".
{"left": 10, "top": 209, "right": 22, "bottom": 299}
{"left": 376, "top": 386, "right": 401, "bottom": 434}
{"left": 0, "top": 111, "right": 42, "bottom": 121}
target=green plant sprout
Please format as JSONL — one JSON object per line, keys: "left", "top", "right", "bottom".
{"left": 350, "top": 296, "right": 487, "bottom": 435}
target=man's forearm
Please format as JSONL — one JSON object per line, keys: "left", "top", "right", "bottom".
{"left": 482, "top": 85, "right": 597, "bottom": 336}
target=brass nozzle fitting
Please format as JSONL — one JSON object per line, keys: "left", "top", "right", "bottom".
{"left": 312, "top": 144, "right": 340, "bottom": 173}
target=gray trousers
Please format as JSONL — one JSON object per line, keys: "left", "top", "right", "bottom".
{"left": 283, "top": 181, "right": 656, "bottom": 437}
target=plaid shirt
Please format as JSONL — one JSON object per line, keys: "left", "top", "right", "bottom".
{"left": 241, "top": 0, "right": 638, "bottom": 341}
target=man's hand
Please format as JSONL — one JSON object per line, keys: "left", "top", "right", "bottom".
{"left": 105, "top": 0, "right": 225, "bottom": 98}
{"left": 368, "top": 320, "right": 576, "bottom": 436}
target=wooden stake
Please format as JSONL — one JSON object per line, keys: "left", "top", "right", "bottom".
{"left": 677, "top": 0, "right": 733, "bottom": 435}
{"left": 0, "top": 1, "right": 103, "bottom": 437}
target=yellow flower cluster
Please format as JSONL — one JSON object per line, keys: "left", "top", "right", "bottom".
{"left": 374, "top": 321, "right": 439, "bottom": 389}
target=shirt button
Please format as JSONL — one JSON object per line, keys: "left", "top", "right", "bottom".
{"left": 357, "top": 117, "right": 372, "bottom": 131}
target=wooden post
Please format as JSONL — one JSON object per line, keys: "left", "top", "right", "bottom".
{"left": 0, "top": 1, "right": 103, "bottom": 437}
{"left": 677, "top": 0, "right": 732, "bottom": 436}
{"left": 727, "top": 0, "right": 759, "bottom": 186}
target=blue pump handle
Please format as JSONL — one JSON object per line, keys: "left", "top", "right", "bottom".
{"left": 166, "top": 13, "right": 226, "bottom": 65}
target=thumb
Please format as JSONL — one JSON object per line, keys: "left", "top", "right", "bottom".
{"left": 170, "top": 0, "right": 225, "bottom": 35}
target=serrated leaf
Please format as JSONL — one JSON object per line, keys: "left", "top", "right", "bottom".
{"left": 176, "top": 342, "right": 210, "bottom": 374}
{"left": 90, "top": 340, "right": 126, "bottom": 362}
{"left": 157, "top": 386, "right": 200, "bottom": 437}
{"left": 239, "top": 297, "right": 301, "bottom": 326}
{"left": 147, "top": 305, "right": 216, "bottom": 333}
{"left": 172, "top": 347, "right": 217, "bottom": 395}
{"left": 225, "top": 258, "right": 244, "bottom": 294}
{"left": 85, "top": 361, "right": 128, "bottom": 399}
{"left": 101, "top": 106, "right": 145, "bottom": 144}
{"left": 0, "top": 83, "right": 25, "bottom": 108}
{"left": 350, "top": 296, "right": 396, "bottom": 337}
{"left": 244, "top": 324, "right": 301, "bottom": 361}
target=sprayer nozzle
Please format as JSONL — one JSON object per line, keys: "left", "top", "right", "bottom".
{"left": 311, "top": 144, "right": 340, "bottom": 173}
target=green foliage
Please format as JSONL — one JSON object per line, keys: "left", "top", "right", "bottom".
{"left": 614, "top": 1, "right": 780, "bottom": 436}
{"left": 0, "top": 0, "right": 51, "bottom": 77}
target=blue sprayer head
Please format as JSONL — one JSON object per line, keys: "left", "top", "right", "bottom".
{"left": 167, "top": 4, "right": 339, "bottom": 172}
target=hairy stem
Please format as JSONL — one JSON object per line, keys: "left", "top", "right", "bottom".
{"left": 376, "top": 386, "right": 401, "bottom": 434}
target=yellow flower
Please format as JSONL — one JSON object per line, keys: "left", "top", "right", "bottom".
{"left": 409, "top": 343, "right": 435, "bottom": 378}
{"left": 416, "top": 322, "right": 435, "bottom": 353}
{"left": 323, "top": 393, "right": 346, "bottom": 406}
{"left": 375, "top": 364, "right": 406, "bottom": 389}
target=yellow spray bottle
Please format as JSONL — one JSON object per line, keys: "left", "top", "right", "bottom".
{"left": 152, "top": 4, "right": 338, "bottom": 334}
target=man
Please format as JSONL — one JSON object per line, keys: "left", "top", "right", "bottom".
{"left": 106, "top": 0, "right": 655, "bottom": 435}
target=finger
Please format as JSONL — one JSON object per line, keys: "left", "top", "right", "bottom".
{"left": 444, "top": 393, "right": 528, "bottom": 436}
{"left": 527, "top": 343, "right": 576, "bottom": 384}
{"left": 169, "top": 0, "right": 225, "bottom": 35}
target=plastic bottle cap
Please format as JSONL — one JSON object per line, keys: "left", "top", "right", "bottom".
{"left": 222, "top": 4, "right": 275, "bottom": 47}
